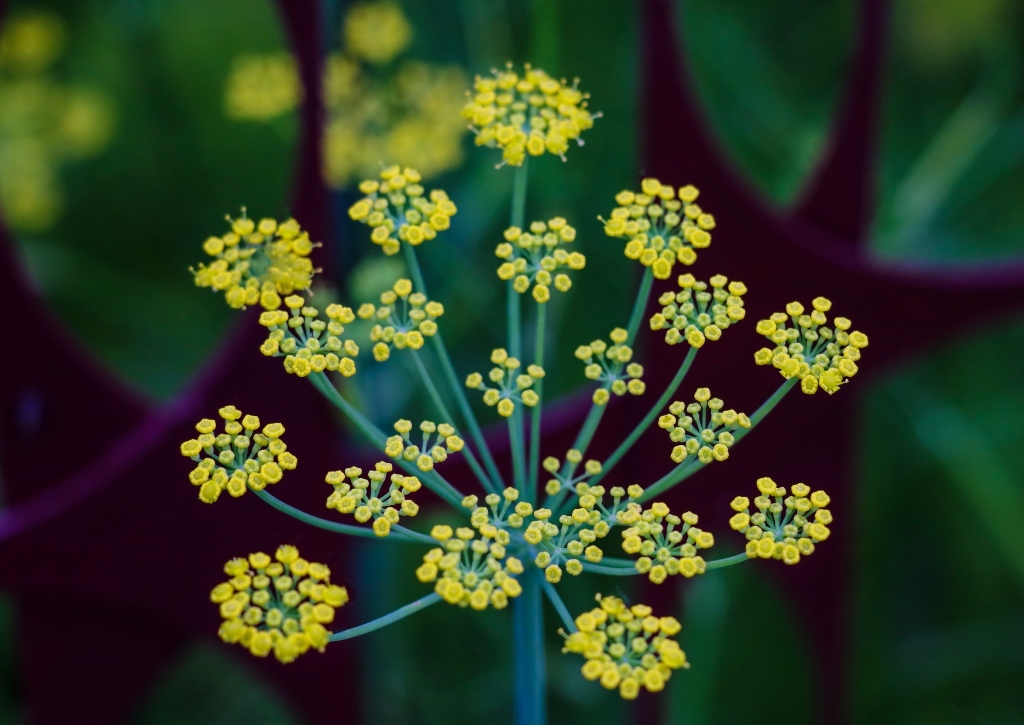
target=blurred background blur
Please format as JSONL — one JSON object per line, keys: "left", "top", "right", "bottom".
{"left": 1, "top": 0, "right": 1023, "bottom": 723}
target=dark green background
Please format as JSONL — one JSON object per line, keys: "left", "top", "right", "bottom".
{"left": 1, "top": 0, "right": 1023, "bottom": 722}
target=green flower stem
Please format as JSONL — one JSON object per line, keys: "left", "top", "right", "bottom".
{"left": 705, "top": 552, "right": 750, "bottom": 570}
{"left": 329, "top": 592, "right": 443, "bottom": 642}
{"left": 589, "top": 345, "right": 698, "bottom": 487}
{"left": 404, "top": 243, "right": 506, "bottom": 490}
{"left": 411, "top": 350, "right": 498, "bottom": 494}
{"left": 509, "top": 413, "right": 526, "bottom": 489}
{"left": 308, "top": 372, "right": 465, "bottom": 509}
{"left": 582, "top": 562, "right": 641, "bottom": 576}
{"left": 638, "top": 377, "right": 799, "bottom": 503}
{"left": 253, "top": 489, "right": 434, "bottom": 545}
{"left": 528, "top": 303, "right": 547, "bottom": 500}
{"left": 625, "top": 266, "right": 655, "bottom": 342}
{"left": 592, "top": 556, "right": 639, "bottom": 568}
{"left": 513, "top": 569, "right": 546, "bottom": 725}
{"left": 541, "top": 578, "right": 576, "bottom": 632}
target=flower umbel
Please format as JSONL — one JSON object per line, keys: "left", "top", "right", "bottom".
{"left": 621, "top": 505, "right": 713, "bottom": 582}
{"left": 462, "top": 62, "right": 598, "bottom": 167}
{"left": 416, "top": 525, "right": 525, "bottom": 609}
{"left": 496, "top": 218, "right": 586, "bottom": 303}
{"left": 343, "top": 2, "right": 412, "bottom": 65}
{"left": 753, "top": 297, "right": 868, "bottom": 394}
{"left": 575, "top": 328, "right": 645, "bottom": 405}
{"left": 224, "top": 54, "right": 301, "bottom": 121}
{"left": 384, "top": 418, "right": 465, "bottom": 472}
{"left": 180, "top": 406, "right": 296, "bottom": 503}
{"left": 259, "top": 297, "right": 359, "bottom": 378}
{"left": 356, "top": 277, "right": 444, "bottom": 361}
{"left": 658, "top": 388, "right": 750, "bottom": 465}
{"left": 650, "top": 274, "right": 747, "bottom": 347}
{"left": 325, "top": 461, "right": 421, "bottom": 537}
{"left": 601, "top": 179, "right": 715, "bottom": 279}
{"left": 466, "top": 348, "right": 544, "bottom": 417}
{"left": 730, "top": 477, "right": 832, "bottom": 564}
{"left": 540, "top": 449, "right": 602, "bottom": 497}
{"left": 212, "top": 546, "right": 348, "bottom": 664}
{"left": 348, "top": 166, "right": 457, "bottom": 255}
{"left": 562, "top": 595, "right": 688, "bottom": 699}
{"left": 191, "top": 211, "right": 318, "bottom": 310}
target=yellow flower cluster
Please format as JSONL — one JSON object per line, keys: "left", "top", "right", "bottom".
{"left": 729, "top": 477, "right": 832, "bottom": 564}
{"left": 356, "top": 277, "right": 444, "bottom": 361}
{"left": 657, "top": 388, "right": 751, "bottom": 465}
{"left": 343, "top": 2, "right": 411, "bottom": 65}
{"left": 754, "top": 298, "right": 868, "bottom": 395}
{"left": 649, "top": 274, "right": 747, "bottom": 348}
{"left": 0, "top": 10, "right": 114, "bottom": 232}
{"left": 461, "top": 62, "right": 598, "bottom": 167}
{"left": 496, "top": 219, "right": 586, "bottom": 303}
{"left": 258, "top": 297, "right": 359, "bottom": 378}
{"left": 223, "top": 54, "right": 301, "bottom": 121}
{"left": 324, "top": 60, "right": 467, "bottom": 187}
{"left": 416, "top": 524, "right": 525, "bottom": 609}
{"left": 562, "top": 595, "right": 688, "bottom": 699}
{"left": 384, "top": 418, "right": 465, "bottom": 472}
{"left": 466, "top": 348, "right": 545, "bottom": 417}
{"left": 324, "top": 461, "right": 421, "bottom": 537}
{"left": 575, "top": 328, "right": 645, "bottom": 405}
{"left": 621, "top": 504, "right": 714, "bottom": 582}
{"left": 179, "top": 406, "right": 296, "bottom": 504}
{"left": 601, "top": 179, "right": 715, "bottom": 279}
{"left": 540, "top": 449, "right": 602, "bottom": 497}
{"left": 192, "top": 212, "right": 318, "bottom": 310}
{"left": 348, "top": 166, "right": 457, "bottom": 255}
{"left": 212, "top": 546, "right": 348, "bottom": 664}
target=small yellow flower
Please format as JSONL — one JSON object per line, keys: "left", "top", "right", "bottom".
{"left": 259, "top": 299, "right": 359, "bottom": 378}
{"left": 324, "top": 461, "right": 421, "bottom": 536}
{"left": 562, "top": 594, "right": 688, "bottom": 699}
{"left": 212, "top": 545, "right": 348, "bottom": 664}
{"left": 344, "top": 2, "right": 412, "bottom": 65}
{"left": 753, "top": 297, "right": 867, "bottom": 395}
{"left": 462, "top": 62, "right": 598, "bottom": 167}
{"left": 497, "top": 219, "right": 586, "bottom": 303}
{"left": 659, "top": 388, "right": 750, "bottom": 465}
{"left": 348, "top": 167, "right": 456, "bottom": 255}
{"left": 601, "top": 180, "right": 715, "bottom": 278}
{"left": 191, "top": 210, "right": 318, "bottom": 310}
{"left": 357, "top": 277, "right": 444, "bottom": 361}
{"left": 224, "top": 54, "right": 301, "bottom": 121}
{"left": 384, "top": 419, "right": 465, "bottom": 472}
{"left": 731, "top": 477, "right": 833, "bottom": 564}
{"left": 417, "top": 524, "right": 524, "bottom": 610}
{"left": 650, "top": 274, "right": 746, "bottom": 347}
{"left": 575, "top": 329, "right": 644, "bottom": 405}
{"left": 621, "top": 506, "right": 713, "bottom": 582}
{"left": 467, "top": 349, "right": 544, "bottom": 417}
{"left": 540, "top": 449, "right": 604, "bottom": 496}
{"left": 180, "top": 406, "right": 296, "bottom": 503}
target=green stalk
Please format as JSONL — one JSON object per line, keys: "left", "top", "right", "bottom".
{"left": 509, "top": 414, "right": 526, "bottom": 489}
{"left": 507, "top": 161, "right": 529, "bottom": 495}
{"left": 589, "top": 345, "right": 698, "bottom": 486}
{"left": 540, "top": 578, "right": 575, "bottom": 632}
{"left": 404, "top": 243, "right": 506, "bottom": 488}
{"left": 513, "top": 569, "right": 546, "bottom": 725}
{"left": 528, "top": 303, "right": 547, "bottom": 500}
{"left": 411, "top": 350, "right": 498, "bottom": 493}
{"left": 625, "top": 266, "right": 654, "bottom": 341}
{"left": 253, "top": 489, "right": 433, "bottom": 545}
{"left": 638, "top": 377, "right": 799, "bottom": 503}
{"left": 705, "top": 552, "right": 750, "bottom": 570}
{"left": 308, "top": 372, "right": 466, "bottom": 509}
{"left": 582, "top": 562, "right": 641, "bottom": 576}
{"left": 329, "top": 592, "right": 442, "bottom": 642}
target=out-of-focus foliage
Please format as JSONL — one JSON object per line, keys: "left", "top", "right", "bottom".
{"left": 0, "top": 9, "right": 114, "bottom": 231}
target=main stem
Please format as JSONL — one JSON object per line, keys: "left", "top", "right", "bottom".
{"left": 528, "top": 303, "right": 546, "bottom": 501}
{"left": 513, "top": 570, "right": 545, "bottom": 725}
{"left": 508, "top": 161, "right": 529, "bottom": 491}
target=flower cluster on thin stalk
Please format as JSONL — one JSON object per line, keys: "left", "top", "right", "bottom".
{"left": 181, "top": 55, "right": 868, "bottom": 711}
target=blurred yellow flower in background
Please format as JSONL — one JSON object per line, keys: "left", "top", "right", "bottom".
{"left": 0, "top": 10, "right": 115, "bottom": 232}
